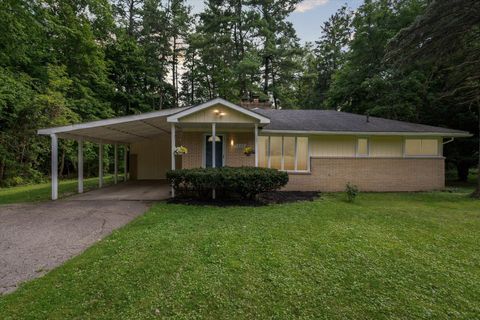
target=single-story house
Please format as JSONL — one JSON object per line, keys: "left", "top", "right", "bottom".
{"left": 38, "top": 98, "right": 471, "bottom": 200}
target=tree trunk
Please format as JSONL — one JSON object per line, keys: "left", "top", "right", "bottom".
{"left": 191, "top": 52, "right": 195, "bottom": 104}
{"left": 264, "top": 56, "right": 270, "bottom": 94}
{"left": 172, "top": 34, "right": 178, "bottom": 108}
{"left": 0, "top": 157, "right": 5, "bottom": 183}
{"left": 473, "top": 103, "right": 480, "bottom": 198}
{"left": 128, "top": 0, "right": 135, "bottom": 36}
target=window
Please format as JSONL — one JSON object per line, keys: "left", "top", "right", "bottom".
{"left": 296, "top": 137, "right": 308, "bottom": 170}
{"left": 404, "top": 139, "right": 438, "bottom": 156}
{"left": 357, "top": 138, "right": 369, "bottom": 156}
{"left": 283, "top": 137, "right": 295, "bottom": 170}
{"left": 258, "top": 136, "right": 269, "bottom": 167}
{"left": 270, "top": 136, "right": 282, "bottom": 169}
{"left": 258, "top": 136, "right": 309, "bottom": 171}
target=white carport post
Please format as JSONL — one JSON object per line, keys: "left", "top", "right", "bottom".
{"left": 50, "top": 133, "right": 58, "bottom": 200}
{"left": 254, "top": 123, "right": 259, "bottom": 167}
{"left": 212, "top": 123, "right": 216, "bottom": 168}
{"left": 99, "top": 143, "right": 103, "bottom": 188}
{"left": 78, "top": 138, "right": 83, "bottom": 193}
{"left": 114, "top": 143, "right": 118, "bottom": 184}
{"left": 171, "top": 123, "right": 176, "bottom": 197}
{"left": 212, "top": 122, "right": 216, "bottom": 199}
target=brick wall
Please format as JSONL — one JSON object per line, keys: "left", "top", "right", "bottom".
{"left": 180, "top": 131, "right": 255, "bottom": 168}
{"left": 225, "top": 132, "right": 255, "bottom": 167}
{"left": 285, "top": 157, "right": 445, "bottom": 192}
{"left": 180, "top": 132, "right": 203, "bottom": 169}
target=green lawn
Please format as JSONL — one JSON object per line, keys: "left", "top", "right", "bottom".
{"left": 1, "top": 190, "right": 479, "bottom": 319}
{"left": 0, "top": 176, "right": 117, "bottom": 205}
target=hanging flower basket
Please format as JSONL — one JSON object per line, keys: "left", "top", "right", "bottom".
{"left": 243, "top": 146, "right": 255, "bottom": 156}
{"left": 174, "top": 146, "right": 188, "bottom": 156}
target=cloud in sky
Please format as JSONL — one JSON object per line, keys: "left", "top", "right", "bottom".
{"left": 295, "top": 0, "right": 330, "bottom": 13}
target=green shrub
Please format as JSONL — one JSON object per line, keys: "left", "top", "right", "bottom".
{"left": 166, "top": 167, "right": 289, "bottom": 200}
{"left": 345, "top": 183, "right": 359, "bottom": 202}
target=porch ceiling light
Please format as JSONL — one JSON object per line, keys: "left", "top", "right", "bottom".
{"left": 208, "top": 135, "right": 221, "bottom": 142}
{"left": 213, "top": 109, "right": 220, "bottom": 114}
{"left": 219, "top": 112, "right": 226, "bottom": 116}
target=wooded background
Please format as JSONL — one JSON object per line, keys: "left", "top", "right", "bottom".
{"left": 0, "top": 0, "right": 478, "bottom": 188}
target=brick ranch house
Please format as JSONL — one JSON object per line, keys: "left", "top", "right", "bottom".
{"left": 38, "top": 98, "right": 471, "bottom": 200}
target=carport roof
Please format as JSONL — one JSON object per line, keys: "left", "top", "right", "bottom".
{"left": 37, "top": 98, "right": 271, "bottom": 144}
{"left": 37, "top": 107, "right": 189, "bottom": 144}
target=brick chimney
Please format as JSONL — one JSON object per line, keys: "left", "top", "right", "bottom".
{"left": 239, "top": 94, "right": 273, "bottom": 110}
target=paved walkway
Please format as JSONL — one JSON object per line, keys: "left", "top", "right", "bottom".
{"left": 0, "top": 181, "right": 170, "bottom": 294}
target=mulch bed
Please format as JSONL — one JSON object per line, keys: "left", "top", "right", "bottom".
{"left": 167, "top": 191, "right": 320, "bottom": 207}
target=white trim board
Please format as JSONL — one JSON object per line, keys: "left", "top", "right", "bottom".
{"left": 166, "top": 98, "right": 270, "bottom": 124}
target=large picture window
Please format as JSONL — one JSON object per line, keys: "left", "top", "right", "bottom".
{"left": 258, "top": 136, "right": 309, "bottom": 172}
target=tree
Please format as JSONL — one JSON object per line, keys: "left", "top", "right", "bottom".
{"left": 386, "top": 0, "right": 480, "bottom": 196}
{"left": 166, "top": 0, "right": 191, "bottom": 108}
{"left": 250, "top": 0, "right": 301, "bottom": 108}
{"left": 314, "top": 5, "right": 352, "bottom": 108}
{"left": 325, "top": 0, "right": 426, "bottom": 115}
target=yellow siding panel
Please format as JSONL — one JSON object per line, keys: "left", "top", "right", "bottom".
{"left": 130, "top": 136, "right": 171, "bottom": 179}
{"left": 179, "top": 105, "right": 256, "bottom": 123}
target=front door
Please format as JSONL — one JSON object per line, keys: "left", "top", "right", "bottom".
{"left": 205, "top": 135, "right": 224, "bottom": 167}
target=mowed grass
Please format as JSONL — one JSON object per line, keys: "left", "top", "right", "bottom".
{"left": 0, "top": 176, "right": 116, "bottom": 205}
{"left": 1, "top": 189, "right": 479, "bottom": 319}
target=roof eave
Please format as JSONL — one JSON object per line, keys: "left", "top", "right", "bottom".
{"left": 166, "top": 98, "right": 270, "bottom": 124}
{"left": 37, "top": 108, "right": 186, "bottom": 136}
{"left": 260, "top": 129, "right": 472, "bottom": 137}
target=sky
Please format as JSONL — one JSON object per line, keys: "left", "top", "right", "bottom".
{"left": 187, "top": 0, "right": 364, "bottom": 44}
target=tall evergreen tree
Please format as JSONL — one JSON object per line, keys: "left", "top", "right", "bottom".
{"left": 250, "top": 0, "right": 301, "bottom": 108}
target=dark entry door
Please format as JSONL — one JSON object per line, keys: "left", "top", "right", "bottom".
{"left": 205, "top": 135, "right": 223, "bottom": 168}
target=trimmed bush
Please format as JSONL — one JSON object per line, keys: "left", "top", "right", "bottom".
{"left": 345, "top": 182, "right": 359, "bottom": 202}
{"left": 166, "top": 167, "right": 289, "bottom": 200}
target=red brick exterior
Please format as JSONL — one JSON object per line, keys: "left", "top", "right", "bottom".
{"left": 284, "top": 157, "right": 445, "bottom": 192}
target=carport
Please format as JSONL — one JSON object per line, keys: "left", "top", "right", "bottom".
{"left": 37, "top": 107, "right": 188, "bottom": 200}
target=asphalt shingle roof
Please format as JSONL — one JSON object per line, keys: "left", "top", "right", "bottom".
{"left": 253, "top": 109, "right": 468, "bottom": 135}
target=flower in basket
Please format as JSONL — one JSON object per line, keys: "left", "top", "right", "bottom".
{"left": 174, "top": 146, "right": 188, "bottom": 156}
{"left": 243, "top": 146, "right": 254, "bottom": 156}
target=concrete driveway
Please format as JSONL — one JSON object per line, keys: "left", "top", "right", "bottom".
{"left": 0, "top": 181, "right": 170, "bottom": 294}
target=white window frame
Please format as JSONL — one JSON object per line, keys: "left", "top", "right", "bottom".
{"left": 356, "top": 137, "right": 369, "bottom": 157}
{"left": 261, "top": 136, "right": 310, "bottom": 172}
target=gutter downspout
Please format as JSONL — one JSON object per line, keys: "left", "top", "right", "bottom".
{"left": 443, "top": 137, "right": 455, "bottom": 145}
